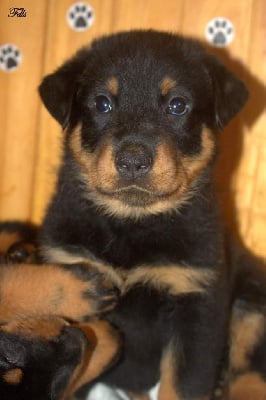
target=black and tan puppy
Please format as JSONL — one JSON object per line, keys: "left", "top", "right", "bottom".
{"left": 35, "top": 29, "right": 262, "bottom": 399}
{"left": 0, "top": 225, "right": 120, "bottom": 400}
{"left": 1, "top": 30, "right": 265, "bottom": 399}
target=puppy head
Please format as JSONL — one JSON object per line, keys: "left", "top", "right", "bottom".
{"left": 39, "top": 30, "right": 248, "bottom": 218}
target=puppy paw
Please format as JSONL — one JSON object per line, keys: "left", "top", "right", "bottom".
{"left": 64, "top": 263, "right": 121, "bottom": 316}
{"left": 0, "top": 262, "right": 121, "bottom": 323}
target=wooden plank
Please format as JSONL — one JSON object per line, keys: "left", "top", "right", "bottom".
{"left": 111, "top": 0, "right": 184, "bottom": 32}
{"left": 0, "top": 0, "right": 48, "bottom": 221}
{"left": 243, "top": 0, "right": 266, "bottom": 256}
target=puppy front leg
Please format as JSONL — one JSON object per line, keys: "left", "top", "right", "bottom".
{"left": 125, "top": 265, "right": 227, "bottom": 400}
{"left": 158, "top": 299, "right": 228, "bottom": 400}
{"left": 0, "top": 262, "right": 121, "bottom": 323}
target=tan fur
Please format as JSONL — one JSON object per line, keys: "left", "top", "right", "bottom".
{"left": 160, "top": 77, "right": 176, "bottom": 96}
{"left": 68, "top": 124, "right": 215, "bottom": 219}
{"left": 107, "top": 77, "right": 119, "bottom": 96}
{"left": 95, "top": 141, "right": 119, "bottom": 191}
{"left": 63, "top": 320, "right": 120, "bottom": 399}
{"left": 124, "top": 265, "right": 216, "bottom": 296}
{"left": 41, "top": 245, "right": 215, "bottom": 297}
{"left": 0, "top": 264, "right": 97, "bottom": 322}
{"left": 182, "top": 129, "right": 215, "bottom": 184}
{"left": 126, "top": 392, "right": 151, "bottom": 400}
{"left": 151, "top": 140, "right": 185, "bottom": 194}
{"left": 229, "top": 373, "right": 266, "bottom": 400}
{"left": 86, "top": 188, "right": 194, "bottom": 219}
{"left": 3, "top": 368, "right": 23, "bottom": 385}
{"left": 41, "top": 245, "right": 123, "bottom": 289}
{"left": 69, "top": 125, "right": 118, "bottom": 193}
{"left": 0, "top": 316, "right": 68, "bottom": 339}
{"left": 0, "top": 232, "right": 21, "bottom": 253}
{"left": 69, "top": 124, "right": 97, "bottom": 189}
{"left": 230, "top": 309, "right": 265, "bottom": 370}
{"left": 158, "top": 342, "right": 181, "bottom": 400}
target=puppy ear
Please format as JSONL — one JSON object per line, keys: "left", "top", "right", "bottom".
{"left": 207, "top": 56, "right": 249, "bottom": 129}
{"left": 39, "top": 47, "right": 89, "bottom": 127}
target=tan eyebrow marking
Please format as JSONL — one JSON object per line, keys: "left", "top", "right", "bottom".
{"left": 160, "top": 77, "right": 176, "bottom": 96}
{"left": 107, "top": 77, "right": 119, "bottom": 96}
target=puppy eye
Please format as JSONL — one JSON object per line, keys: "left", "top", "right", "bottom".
{"left": 95, "top": 95, "right": 113, "bottom": 113}
{"left": 167, "top": 97, "right": 189, "bottom": 116}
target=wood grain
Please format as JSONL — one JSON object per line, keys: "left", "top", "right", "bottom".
{"left": 0, "top": 0, "right": 49, "bottom": 220}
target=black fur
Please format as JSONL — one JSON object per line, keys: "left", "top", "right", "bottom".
{"left": 37, "top": 30, "right": 253, "bottom": 399}
{"left": 0, "top": 322, "right": 86, "bottom": 400}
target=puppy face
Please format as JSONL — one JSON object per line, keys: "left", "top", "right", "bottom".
{"left": 39, "top": 31, "right": 248, "bottom": 218}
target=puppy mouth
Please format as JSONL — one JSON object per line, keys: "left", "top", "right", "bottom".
{"left": 97, "top": 184, "right": 182, "bottom": 207}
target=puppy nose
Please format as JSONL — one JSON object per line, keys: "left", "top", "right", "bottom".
{"left": 115, "top": 145, "right": 153, "bottom": 179}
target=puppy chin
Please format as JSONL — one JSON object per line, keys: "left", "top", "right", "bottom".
{"left": 98, "top": 186, "right": 156, "bottom": 207}
{"left": 86, "top": 184, "right": 191, "bottom": 220}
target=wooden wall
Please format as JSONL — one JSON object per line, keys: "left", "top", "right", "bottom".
{"left": 0, "top": 0, "right": 265, "bottom": 257}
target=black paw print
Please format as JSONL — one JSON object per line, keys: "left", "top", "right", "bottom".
{"left": 67, "top": 2, "right": 94, "bottom": 31}
{"left": 0, "top": 44, "right": 22, "bottom": 72}
{"left": 206, "top": 18, "right": 234, "bottom": 47}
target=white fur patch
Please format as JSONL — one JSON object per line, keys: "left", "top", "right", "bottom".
{"left": 85, "top": 382, "right": 159, "bottom": 400}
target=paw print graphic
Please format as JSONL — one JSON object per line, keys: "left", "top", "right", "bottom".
{"left": 67, "top": 2, "right": 94, "bottom": 32}
{"left": 0, "top": 44, "right": 22, "bottom": 72}
{"left": 205, "top": 18, "right": 234, "bottom": 47}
